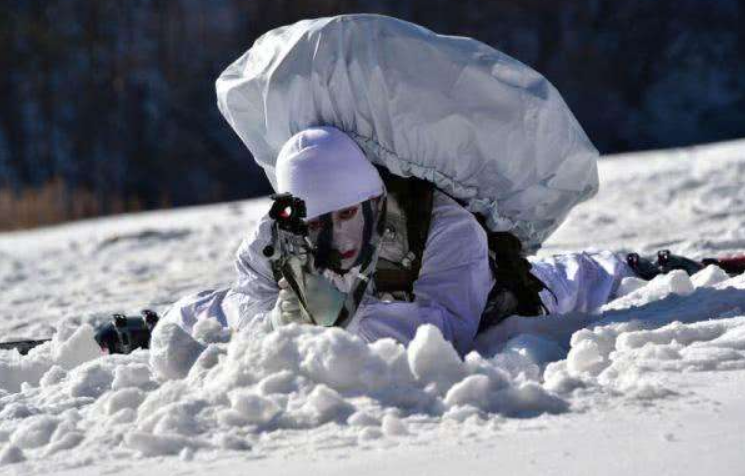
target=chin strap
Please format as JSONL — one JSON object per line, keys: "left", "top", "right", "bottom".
{"left": 328, "top": 197, "right": 387, "bottom": 328}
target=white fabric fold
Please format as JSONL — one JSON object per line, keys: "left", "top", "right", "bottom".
{"left": 216, "top": 14, "right": 599, "bottom": 251}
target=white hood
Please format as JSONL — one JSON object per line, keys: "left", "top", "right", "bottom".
{"left": 275, "top": 126, "right": 384, "bottom": 219}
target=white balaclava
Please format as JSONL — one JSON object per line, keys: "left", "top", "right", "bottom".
{"left": 275, "top": 126, "right": 384, "bottom": 220}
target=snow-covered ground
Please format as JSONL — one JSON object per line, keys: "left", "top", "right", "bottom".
{"left": 2, "top": 138, "right": 745, "bottom": 475}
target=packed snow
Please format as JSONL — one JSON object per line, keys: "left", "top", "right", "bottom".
{"left": 1, "top": 138, "right": 745, "bottom": 475}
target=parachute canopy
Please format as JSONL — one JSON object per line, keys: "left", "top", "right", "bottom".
{"left": 216, "top": 14, "right": 599, "bottom": 251}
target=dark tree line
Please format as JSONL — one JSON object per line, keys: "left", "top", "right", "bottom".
{"left": 1, "top": 0, "right": 743, "bottom": 227}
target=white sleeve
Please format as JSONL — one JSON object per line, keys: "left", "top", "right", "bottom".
{"left": 222, "top": 213, "right": 280, "bottom": 330}
{"left": 347, "top": 193, "right": 494, "bottom": 355}
{"left": 529, "top": 250, "right": 634, "bottom": 315}
{"left": 158, "top": 288, "right": 229, "bottom": 335}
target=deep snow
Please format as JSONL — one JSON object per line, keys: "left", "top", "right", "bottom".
{"left": 1, "top": 138, "right": 745, "bottom": 475}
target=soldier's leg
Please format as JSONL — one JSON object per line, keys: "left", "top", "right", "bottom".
{"left": 528, "top": 251, "right": 634, "bottom": 315}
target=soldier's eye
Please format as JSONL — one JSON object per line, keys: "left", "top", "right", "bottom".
{"left": 337, "top": 206, "right": 358, "bottom": 220}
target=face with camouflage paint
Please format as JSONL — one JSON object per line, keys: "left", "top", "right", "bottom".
{"left": 307, "top": 203, "right": 366, "bottom": 271}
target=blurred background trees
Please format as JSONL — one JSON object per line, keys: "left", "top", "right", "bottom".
{"left": 1, "top": 0, "right": 743, "bottom": 229}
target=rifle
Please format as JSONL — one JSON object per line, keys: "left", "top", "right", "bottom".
{"left": 0, "top": 310, "right": 159, "bottom": 356}
{"left": 262, "top": 193, "right": 382, "bottom": 329}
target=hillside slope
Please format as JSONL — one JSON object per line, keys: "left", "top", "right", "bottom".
{"left": 1, "top": 139, "right": 745, "bottom": 475}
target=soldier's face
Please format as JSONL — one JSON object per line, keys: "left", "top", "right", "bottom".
{"left": 307, "top": 203, "right": 364, "bottom": 270}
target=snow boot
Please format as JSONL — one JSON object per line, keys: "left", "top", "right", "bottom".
{"left": 626, "top": 249, "right": 705, "bottom": 280}
{"left": 94, "top": 309, "right": 160, "bottom": 354}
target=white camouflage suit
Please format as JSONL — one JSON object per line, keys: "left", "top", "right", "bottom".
{"left": 171, "top": 16, "right": 624, "bottom": 355}
{"left": 162, "top": 190, "right": 633, "bottom": 355}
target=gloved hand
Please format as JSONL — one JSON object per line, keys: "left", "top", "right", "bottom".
{"left": 270, "top": 278, "right": 312, "bottom": 328}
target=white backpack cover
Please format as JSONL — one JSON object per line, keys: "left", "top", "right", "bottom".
{"left": 216, "top": 14, "right": 599, "bottom": 251}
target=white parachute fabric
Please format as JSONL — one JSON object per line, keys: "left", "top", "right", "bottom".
{"left": 216, "top": 14, "right": 599, "bottom": 251}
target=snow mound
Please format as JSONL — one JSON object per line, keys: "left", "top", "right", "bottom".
{"left": 0, "top": 324, "right": 101, "bottom": 394}
{"left": 546, "top": 271, "right": 745, "bottom": 399}
{"left": 2, "top": 266, "right": 744, "bottom": 469}
{"left": 2, "top": 139, "right": 745, "bottom": 472}
{"left": 0, "top": 320, "right": 571, "bottom": 466}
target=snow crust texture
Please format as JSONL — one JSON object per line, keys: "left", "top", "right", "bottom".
{"left": 1, "top": 139, "right": 745, "bottom": 472}
{"left": 1, "top": 265, "right": 744, "bottom": 469}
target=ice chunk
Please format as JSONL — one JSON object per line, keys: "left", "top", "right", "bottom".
{"left": 103, "top": 388, "right": 146, "bottom": 415}
{"left": 381, "top": 414, "right": 409, "bottom": 436}
{"left": 300, "top": 328, "right": 386, "bottom": 392}
{"left": 543, "top": 361, "right": 585, "bottom": 394}
{"left": 407, "top": 325, "right": 466, "bottom": 394}
{"left": 444, "top": 375, "right": 493, "bottom": 410}
{"left": 229, "top": 390, "right": 282, "bottom": 425}
{"left": 149, "top": 322, "right": 206, "bottom": 380}
{"left": 10, "top": 415, "right": 59, "bottom": 449}
{"left": 615, "top": 276, "right": 648, "bottom": 297}
{"left": 297, "top": 385, "right": 354, "bottom": 426}
{"left": 192, "top": 318, "right": 231, "bottom": 345}
{"left": 490, "top": 382, "right": 568, "bottom": 417}
{"left": 256, "top": 370, "right": 298, "bottom": 395}
{"left": 347, "top": 411, "right": 380, "bottom": 427}
{"left": 566, "top": 333, "right": 611, "bottom": 376}
{"left": 630, "top": 269, "right": 696, "bottom": 301}
{"left": 67, "top": 361, "right": 114, "bottom": 398}
{"left": 44, "top": 432, "right": 84, "bottom": 455}
{"left": 112, "top": 363, "right": 154, "bottom": 390}
{"left": 0, "top": 444, "right": 25, "bottom": 465}
{"left": 52, "top": 324, "right": 101, "bottom": 370}
{"left": 358, "top": 427, "right": 383, "bottom": 441}
{"left": 616, "top": 321, "right": 726, "bottom": 350}
{"left": 125, "top": 431, "right": 204, "bottom": 457}
{"left": 39, "top": 366, "right": 67, "bottom": 388}
{"left": 692, "top": 265, "right": 731, "bottom": 288}
{"left": 605, "top": 269, "right": 695, "bottom": 311}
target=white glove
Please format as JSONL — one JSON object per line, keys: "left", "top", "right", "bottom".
{"left": 270, "top": 278, "right": 312, "bottom": 328}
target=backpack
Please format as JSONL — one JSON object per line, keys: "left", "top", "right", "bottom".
{"left": 217, "top": 15, "right": 600, "bottom": 254}
{"left": 374, "top": 169, "right": 548, "bottom": 332}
